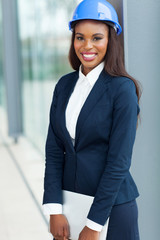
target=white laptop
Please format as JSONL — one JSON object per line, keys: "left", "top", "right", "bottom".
{"left": 62, "top": 190, "right": 109, "bottom": 240}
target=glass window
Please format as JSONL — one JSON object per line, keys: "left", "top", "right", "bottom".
{"left": 0, "top": 2, "right": 5, "bottom": 110}
{"left": 17, "top": 0, "right": 79, "bottom": 150}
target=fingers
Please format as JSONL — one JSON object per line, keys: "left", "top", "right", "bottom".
{"left": 51, "top": 224, "right": 70, "bottom": 240}
{"left": 50, "top": 214, "right": 70, "bottom": 240}
{"left": 51, "top": 225, "right": 64, "bottom": 240}
{"left": 63, "top": 223, "right": 70, "bottom": 239}
{"left": 54, "top": 235, "right": 69, "bottom": 240}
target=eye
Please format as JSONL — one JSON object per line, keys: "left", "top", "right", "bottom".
{"left": 93, "top": 37, "right": 102, "bottom": 41}
{"left": 76, "top": 36, "right": 84, "bottom": 41}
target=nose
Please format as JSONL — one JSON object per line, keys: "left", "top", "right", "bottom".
{"left": 84, "top": 39, "right": 92, "bottom": 50}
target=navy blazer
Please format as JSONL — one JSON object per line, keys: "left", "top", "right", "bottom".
{"left": 43, "top": 69, "right": 140, "bottom": 226}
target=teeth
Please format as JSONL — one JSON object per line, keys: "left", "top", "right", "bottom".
{"left": 83, "top": 54, "right": 96, "bottom": 58}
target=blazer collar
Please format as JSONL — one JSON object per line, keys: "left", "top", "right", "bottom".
{"left": 79, "top": 62, "right": 105, "bottom": 87}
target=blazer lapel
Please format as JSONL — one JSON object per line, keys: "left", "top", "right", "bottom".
{"left": 60, "top": 71, "right": 79, "bottom": 152}
{"left": 75, "top": 70, "right": 112, "bottom": 148}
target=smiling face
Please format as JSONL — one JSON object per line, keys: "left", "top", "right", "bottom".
{"left": 74, "top": 20, "right": 109, "bottom": 75}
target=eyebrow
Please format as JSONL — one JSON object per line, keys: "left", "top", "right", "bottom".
{"left": 75, "top": 33, "right": 104, "bottom": 37}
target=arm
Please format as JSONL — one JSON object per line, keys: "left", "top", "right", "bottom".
{"left": 43, "top": 85, "right": 70, "bottom": 239}
{"left": 87, "top": 80, "right": 140, "bottom": 226}
{"left": 43, "top": 85, "right": 65, "bottom": 204}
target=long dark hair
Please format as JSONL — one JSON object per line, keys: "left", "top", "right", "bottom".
{"left": 69, "top": 25, "right": 142, "bottom": 125}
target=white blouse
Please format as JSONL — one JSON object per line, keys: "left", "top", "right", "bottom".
{"left": 43, "top": 62, "right": 105, "bottom": 232}
{"left": 65, "top": 62, "right": 104, "bottom": 140}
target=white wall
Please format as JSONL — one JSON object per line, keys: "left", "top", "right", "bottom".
{"left": 123, "top": 0, "right": 160, "bottom": 239}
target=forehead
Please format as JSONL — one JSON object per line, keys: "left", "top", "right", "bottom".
{"left": 75, "top": 19, "right": 109, "bottom": 33}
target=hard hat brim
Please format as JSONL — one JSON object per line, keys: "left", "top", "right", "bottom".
{"left": 69, "top": 19, "right": 122, "bottom": 35}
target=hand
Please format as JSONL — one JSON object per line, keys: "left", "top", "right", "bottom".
{"left": 50, "top": 214, "right": 70, "bottom": 240}
{"left": 78, "top": 226, "right": 100, "bottom": 240}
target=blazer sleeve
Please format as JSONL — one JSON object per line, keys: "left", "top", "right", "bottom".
{"left": 43, "top": 84, "right": 65, "bottom": 205}
{"left": 87, "top": 79, "right": 140, "bottom": 225}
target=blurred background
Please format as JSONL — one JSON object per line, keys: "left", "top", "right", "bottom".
{"left": 0, "top": 0, "right": 160, "bottom": 239}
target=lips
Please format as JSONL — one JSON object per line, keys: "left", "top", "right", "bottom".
{"left": 81, "top": 52, "right": 97, "bottom": 61}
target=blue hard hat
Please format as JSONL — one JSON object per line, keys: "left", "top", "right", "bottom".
{"left": 69, "top": 0, "right": 122, "bottom": 35}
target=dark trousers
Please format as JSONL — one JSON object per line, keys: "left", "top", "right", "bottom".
{"left": 106, "top": 200, "right": 140, "bottom": 240}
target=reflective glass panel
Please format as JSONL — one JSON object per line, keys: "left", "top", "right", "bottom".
{"left": 17, "top": 0, "right": 78, "bottom": 150}
{"left": 0, "top": 2, "right": 5, "bottom": 110}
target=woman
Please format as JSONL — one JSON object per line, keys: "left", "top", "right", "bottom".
{"left": 43, "top": 0, "right": 142, "bottom": 239}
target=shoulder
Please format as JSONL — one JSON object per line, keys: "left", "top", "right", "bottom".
{"left": 55, "top": 71, "right": 79, "bottom": 91}
{"left": 102, "top": 72, "right": 137, "bottom": 99}
{"left": 101, "top": 71, "right": 137, "bottom": 105}
{"left": 111, "top": 78, "right": 138, "bottom": 110}
{"left": 109, "top": 75, "right": 136, "bottom": 93}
